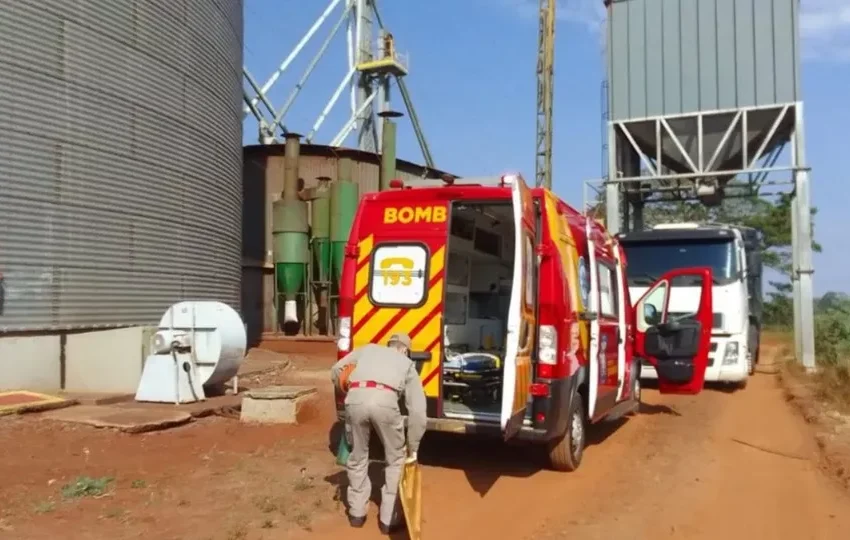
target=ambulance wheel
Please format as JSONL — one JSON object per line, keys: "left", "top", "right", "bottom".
{"left": 628, "top": 368, "right": 642, "bottom": 416}
{"left": 548, "top": 396, "right": 586, "bottom": 472}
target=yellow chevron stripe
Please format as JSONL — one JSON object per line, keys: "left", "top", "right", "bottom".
{"left": 353, "top": 236, "right": 374, "bottom": 300}
{"left": 353, "top": 307, "right": 402, "bottom": 348}
{"left": 428, "top": 246, "right": 446, "bottom": 279}
{"left": 358, "top": 235, "right": 374, "bottom": 264}
{"left": 544, "top": 195, "right": 589, "bottom": 351}
{"left": 417, "top": 316, "right": 443, "bottom": 397}
{"left": 513, "top": 354, "right": 532, "bottom": 412}
{"left": 373, "top": 279, "right": 443, "bottom": 341}
{"left": 355, "top": 265, "right": 371, "bottom": 299}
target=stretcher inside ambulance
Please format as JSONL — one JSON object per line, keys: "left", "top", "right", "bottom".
{"left": 336, "top": 173, "right": 713, "bottom": 471}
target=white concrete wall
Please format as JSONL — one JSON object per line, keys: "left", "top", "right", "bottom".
{"left": 0, "top": 326, "right": 154, "bottom": 393}
{"left": 65, "top": 326, "right": 155, "bottom": 394}
{"left": 0, "top": 335, "right": 62, "bottom": 391}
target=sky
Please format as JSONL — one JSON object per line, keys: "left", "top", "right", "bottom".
{"left": 243, "top": 0, "right": 850, "bottom": 295}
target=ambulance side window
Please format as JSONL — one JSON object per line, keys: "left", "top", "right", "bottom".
{"left": 524, "top": 235, "right": 534, "bottom": 309}
{"left": 597, "top": 261, "right": 618, "bottom": 320}
{"left": 519, "top": 234, "right": 535, "bottom": 350}
{"left": 369, "top": 243, "right": 430, "bottom": 307}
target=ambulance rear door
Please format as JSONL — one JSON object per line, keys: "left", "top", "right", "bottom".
{"left": 349, "top": 197, "right": 450, "bottom": 418}
{"left": 501, "top": 175, "right": 537, "bottom": 440}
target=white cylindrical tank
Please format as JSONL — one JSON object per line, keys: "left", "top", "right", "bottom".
{"left": 157, "top": 301, "right": 247, "bottom": 387}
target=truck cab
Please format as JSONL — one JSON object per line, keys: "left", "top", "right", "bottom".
{"left": 618, "top": 223, "right": 764, "bottom": 387}
{"left": 336, "top": 174, "right": 716, "bottom": 471}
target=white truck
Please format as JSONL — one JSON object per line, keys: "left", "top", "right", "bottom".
{"left": 617, "top": 223, "right": 764, "bottom": 388}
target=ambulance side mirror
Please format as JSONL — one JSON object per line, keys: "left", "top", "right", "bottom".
{"left": 643, "top": 303, "right": 660, "bottom": 326}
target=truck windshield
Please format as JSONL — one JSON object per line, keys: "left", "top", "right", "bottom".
{"left": 622, "top": 239, "right": 739, "bottom": 286}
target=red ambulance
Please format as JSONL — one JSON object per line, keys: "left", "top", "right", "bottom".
{"left": 336, "top": 173, "right": 712, "bottom": 471}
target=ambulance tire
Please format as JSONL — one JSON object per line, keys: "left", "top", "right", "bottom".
{"left": 547, "top": 395, "right": 586, "bottom": 472}
{"left": 628, "top": 362, "right": 641, "bottom": 416}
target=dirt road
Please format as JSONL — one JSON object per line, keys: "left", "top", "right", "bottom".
{"left": 298, "top": 344, "right": 850, "bottom": 540}
{"left": 3, "top": 342, "right": 848, "bottom": 539}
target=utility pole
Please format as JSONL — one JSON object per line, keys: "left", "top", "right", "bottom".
{"left": 535, "top": 0, "right": 555, "bottom": 189}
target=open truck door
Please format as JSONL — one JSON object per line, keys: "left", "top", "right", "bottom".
{"left": 501, "top": 175, "right": 537, "bottom": 439}
{"left": 633, "top": 267, "right": 713, "bottom": 394}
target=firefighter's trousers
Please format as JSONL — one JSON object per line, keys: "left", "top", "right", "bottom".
{"left": 344, "top": 388, "right": 405, "bottom": 526}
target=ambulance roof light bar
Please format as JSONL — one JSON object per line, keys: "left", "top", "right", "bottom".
{"left": 394, "top": 173, "right": 523, "bottom": 190}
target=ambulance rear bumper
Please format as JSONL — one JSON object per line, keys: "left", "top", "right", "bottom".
{"left": 335, "top": 374, "right": 580, "bottom": 444}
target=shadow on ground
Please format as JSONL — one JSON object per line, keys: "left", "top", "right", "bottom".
{"left": 325, "top": 404, "right": 651, "bottom": 503}
{"left": 324, "top": 463, "right": 411, "bottom": 539}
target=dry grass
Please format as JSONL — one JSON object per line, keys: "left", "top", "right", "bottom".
{"left": 812, "top": 364, "right": 850, "bottom": 414}
{"left": 779, "top": 344, "right": 850, "bottom": 414}
{"left": 776, "top": 338, "right": 850, "bottom": 492}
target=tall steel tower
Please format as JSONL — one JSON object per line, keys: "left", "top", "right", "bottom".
{"left": 535, "top": 0, "right": 556, "bottom": 189}
{"left": 242, "top": 0, "right": 433, "bottom": 167}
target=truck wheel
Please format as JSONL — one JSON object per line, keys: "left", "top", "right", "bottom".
{"left": 748, "top": 325, "right": 759, "bottom": 375}
{"left": 548, "top": 395, "right": 586, "bottom": 472}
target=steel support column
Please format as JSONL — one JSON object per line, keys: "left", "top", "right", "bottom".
{"left": 605, "top": 183, "right": 622, "bottom": 234}
{"left": 792, "top": 104, "right": 816, "bottom": 371}
{"left": 354, "top": 0, "right": 377, "bottom": 152}
{"left": 605, "top": 122, "right": 622, "bottom": 233}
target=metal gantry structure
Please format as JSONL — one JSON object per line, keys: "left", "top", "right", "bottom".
{"left": 595, "top": 0, "right": 815, "bottom": 370}
{"left": 242, "top": 0, "right": 434, "bottom": 168}
{"left": 535, "top": 0, "right": 556, "bottom": 190}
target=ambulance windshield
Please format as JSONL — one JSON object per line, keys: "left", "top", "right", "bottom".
{"left": 622, "top": 238, "right": 738, "bottom": 286}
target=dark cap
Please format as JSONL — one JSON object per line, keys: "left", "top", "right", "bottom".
{"left": 387, "top": 333, "right": 412, "bottom": 349}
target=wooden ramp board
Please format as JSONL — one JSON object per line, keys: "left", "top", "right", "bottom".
{"left": 0, "top": 391, "right": 72, "bottom": 416}
{"left": 399, "top": 461, "right": 422, "bottom": 540}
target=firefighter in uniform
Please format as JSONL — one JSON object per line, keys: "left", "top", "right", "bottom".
{"left": 331, "top": 333, "right": 427, "bottom": 534}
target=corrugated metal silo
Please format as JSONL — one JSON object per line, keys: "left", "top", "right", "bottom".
{"left": 0, "top": 0, "right": 244, "bottom": 331}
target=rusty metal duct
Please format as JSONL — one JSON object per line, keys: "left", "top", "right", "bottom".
{"left": 379, "top": 110, "right": 403, "bottom": 191}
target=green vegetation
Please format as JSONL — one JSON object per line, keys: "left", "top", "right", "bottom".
{"left": 33, "top": 501, "right": 55, "bottom": 514}
{"left": 61, "top": 476, "right": 113, "bottom": 499}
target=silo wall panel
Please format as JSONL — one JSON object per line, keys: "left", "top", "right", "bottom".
{"left": 607, "top": 0, "right": 801, "bottom": 121}
{"left": 0, "top": 0, "right": 244, "bottom": 331}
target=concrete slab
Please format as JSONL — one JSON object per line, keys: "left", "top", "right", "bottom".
{"left": 0, "top": 391, "right": 75, "bottom": 416}
{"left": 239, "top": 348, "right": 293, "bottom": 377}
{"left": 57, "top": 392, "right": 134, "bottom": 406}
{"left": 114, "top": 393, "right": 244, "bottom": 418}
{"left": 43, "top": 405, "right": 192, "bottom": 434}
{"left": 240, "top": 385, "right": 318, "bottom": 425}
{"left": 244, "top": 385, "right": 317, "bottom": 400}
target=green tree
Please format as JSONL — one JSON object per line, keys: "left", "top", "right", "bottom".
{"left": 638, "top": 194, "right": 821, "bottom": 278}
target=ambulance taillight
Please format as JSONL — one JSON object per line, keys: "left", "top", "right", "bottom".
{"left": 337, "top": 316, "right": 352, "bottom": 355}
{"left": 537, "top": 324, "right": 558, "bottom": 378}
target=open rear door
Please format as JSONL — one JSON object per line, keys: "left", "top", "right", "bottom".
{"left": 633, "top": 267, "right": 713, "bottom": 395}
{"left": 501, "top": 175, "right": 536, "bottom": 439}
